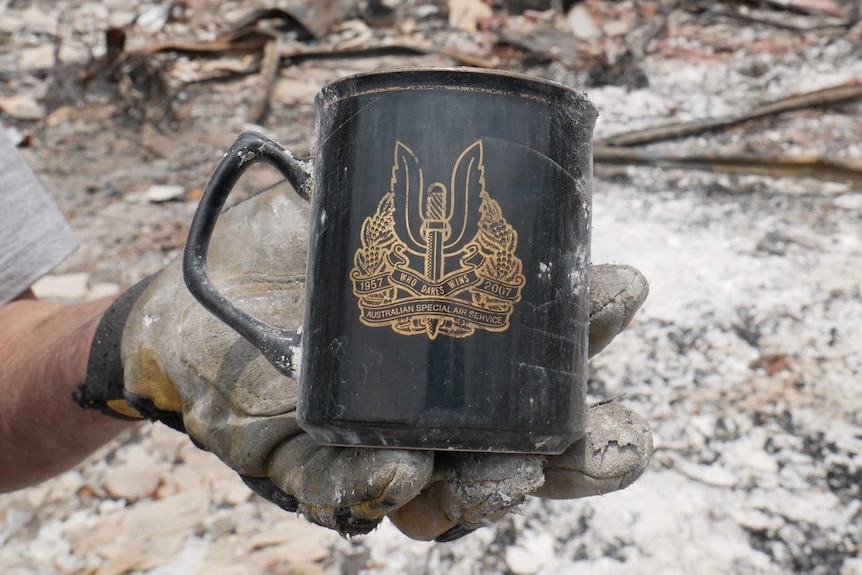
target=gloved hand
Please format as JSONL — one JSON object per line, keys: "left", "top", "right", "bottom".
{"left": 76, "top": 181, "right": 651, "bottom": 542}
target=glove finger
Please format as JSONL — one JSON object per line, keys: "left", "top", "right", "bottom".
{"left": 533, "top": 401, "right": 652, "bottom": 499}
{"left": 388, "top": 453, "right": 544, "bottom": 542}
{"left": 588, "top": 264, "right": 649, "bottom": 357}
{"left": 240, "top": 474, "right": 299, "bottom": 513}
{"left": 267, "top": 434, "right": 434, "bottom": 536}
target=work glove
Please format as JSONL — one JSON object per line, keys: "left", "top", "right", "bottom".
{"left": 77, "top": 181, "right": 652, "bottom": 542}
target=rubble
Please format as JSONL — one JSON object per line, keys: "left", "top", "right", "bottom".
{"left": 1, "top": 1, "right": 861, "bottom": 574}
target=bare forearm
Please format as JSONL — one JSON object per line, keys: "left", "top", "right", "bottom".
{"left": 0, "top": 294, "right": 138, "bottom": 493}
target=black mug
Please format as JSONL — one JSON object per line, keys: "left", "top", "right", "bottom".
{"left": 184, "top": 67, "right": 597, "bottom": 454}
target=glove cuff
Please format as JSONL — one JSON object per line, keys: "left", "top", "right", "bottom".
{"left": 74, "top": 274, "right": 158, "bottom": 420}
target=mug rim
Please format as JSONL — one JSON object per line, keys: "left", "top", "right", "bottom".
{"left": 315, "top": 66, "right": 594, "bottom": 110}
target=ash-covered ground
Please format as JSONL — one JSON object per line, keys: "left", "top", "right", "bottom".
{"left": 1, "top": 1, "right": 861, "bottom": 574}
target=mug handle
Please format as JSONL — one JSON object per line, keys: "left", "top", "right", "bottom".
{"left": 183, "top": 131, "right": 312, "bottom": 376}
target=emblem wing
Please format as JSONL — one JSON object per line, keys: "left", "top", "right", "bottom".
{"left": 456, "top": 140, "right": 523, "bottom": 289}
{"left": 391, "top": 141, "right": 424, "bottom": 250}
{"left": 449, "top": 140, "right": 486, "bottom": 248}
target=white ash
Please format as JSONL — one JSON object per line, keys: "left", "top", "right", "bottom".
{"left": 1, "top": 2, "right": 861, "bottom": 574}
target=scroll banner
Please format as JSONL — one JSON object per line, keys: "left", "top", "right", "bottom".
{"left": 359, "top": 298, "right": 512, "bottom": 329}
{"left": 389, "top": 265, "right": 479, "bottom": 298}
{"left": 352, "top": 266, "right": 523, "bottom": 302}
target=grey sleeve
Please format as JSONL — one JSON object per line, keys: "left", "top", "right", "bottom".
{"left": 0, "top": 126, "right": 78, "bottom": 305}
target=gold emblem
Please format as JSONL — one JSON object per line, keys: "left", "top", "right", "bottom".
{"left": 350, "top": 140, "right": 525, "bottom": 339}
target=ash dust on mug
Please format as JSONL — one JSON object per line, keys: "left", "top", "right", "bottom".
{"left": 184, "top": 68, "right": 597, "bottom": 455}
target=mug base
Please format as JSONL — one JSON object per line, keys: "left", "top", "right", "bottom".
{"left": 297, "top": 419, "right": 584, "bottom": 455}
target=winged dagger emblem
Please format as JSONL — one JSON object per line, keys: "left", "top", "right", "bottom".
{"left": 350, "top": 140, "right": 525, "bottom": 339}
